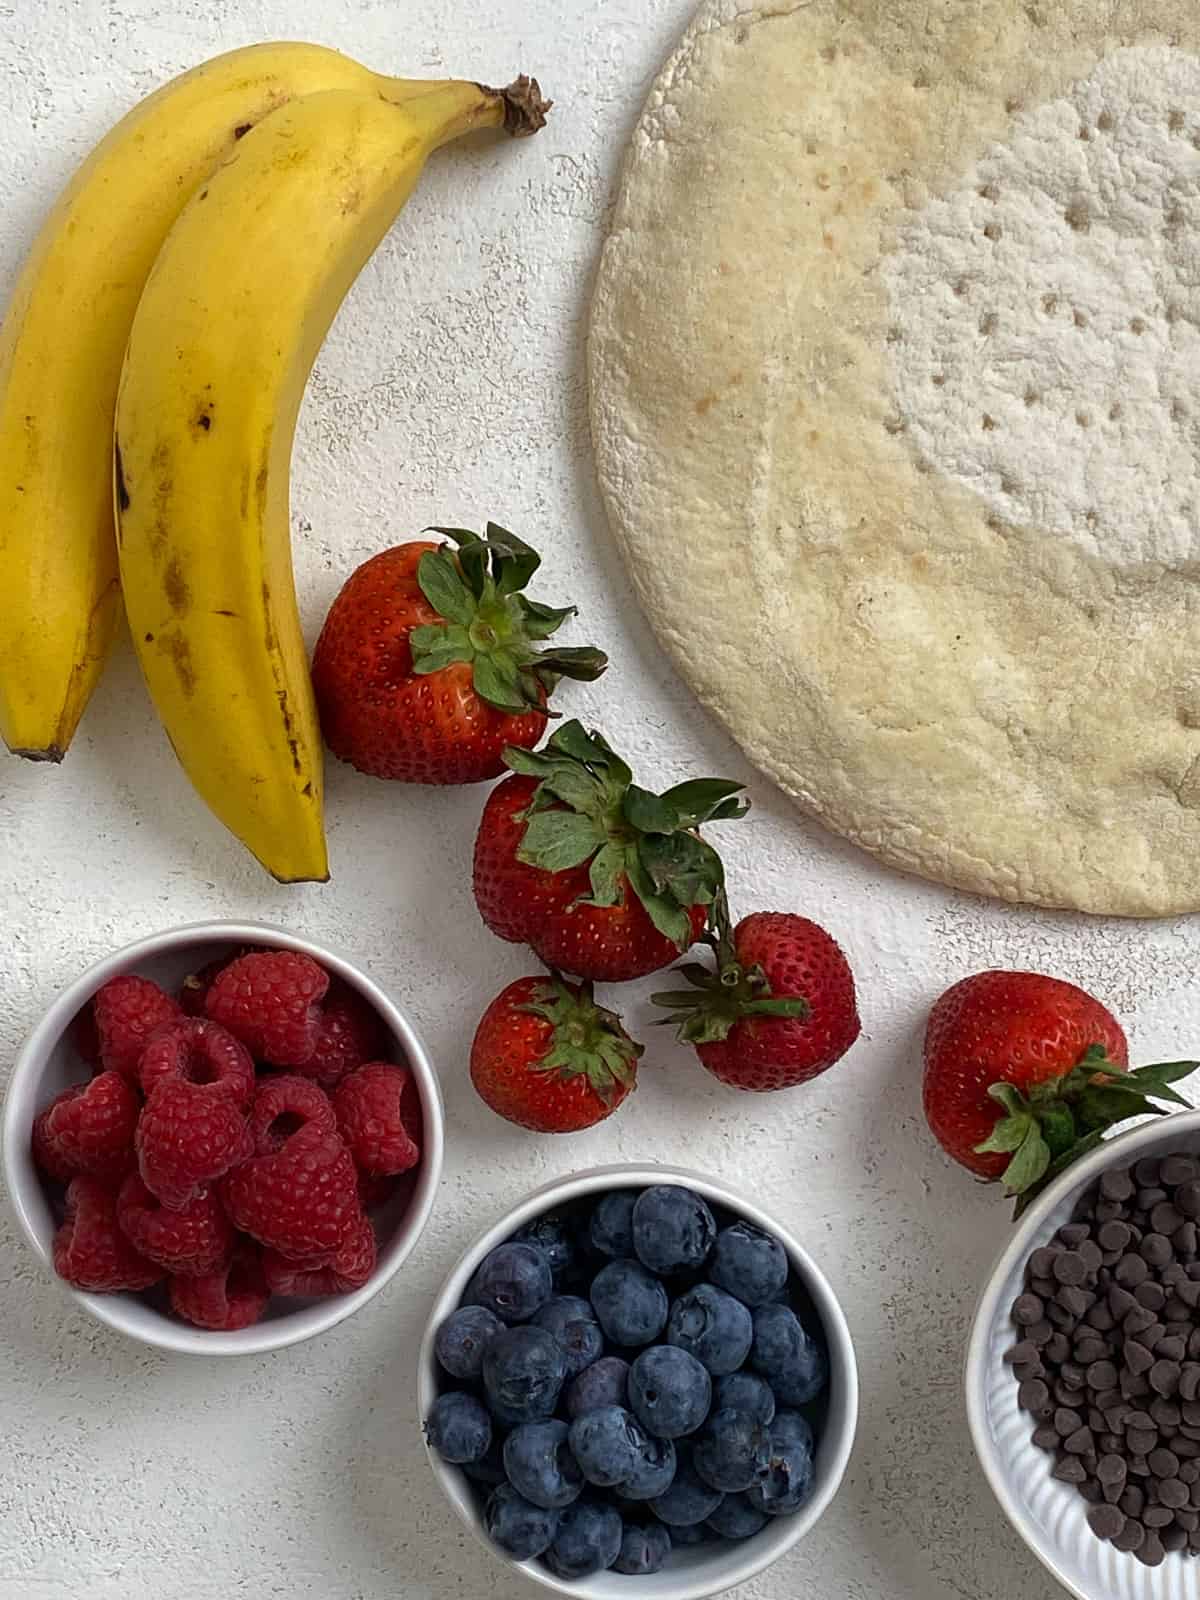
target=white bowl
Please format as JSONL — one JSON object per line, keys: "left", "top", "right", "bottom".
{"left": 1, "top": 919, "right": 443, "bottom": 1356}
{"left": 967, "top": 1111, "right": 1200, "bottom": 1600}
{"left": 417, "top": 1163, "right": 858, "bottom": 1600}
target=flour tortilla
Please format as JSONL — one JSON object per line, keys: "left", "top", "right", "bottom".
{"left": 588, "top": 0, "right": 1200, "bottom": 915}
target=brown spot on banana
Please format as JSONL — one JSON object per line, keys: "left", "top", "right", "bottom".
{"left": 114, "top": 441, "right": 130, "bottom": 512}
{"left": 161, "top": 633, "right": 196, "bottom": 697}
{"left": 163, "top": 556, "right": 191, "bottom": 615}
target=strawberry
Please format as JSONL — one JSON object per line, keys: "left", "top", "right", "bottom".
{"left": 653, "top": 898, "right": 859, "bottom": 1091}
{"left": 472, "top": 721, "right": 746, "bottom": 982}
{"left": 470, "top": 975, "right": 643, "bottom": 1133}
{"left": 922, "top": 970, "right": 1195, "bottom": 1208}
{"left": 312, "top": 522, "right": 607, "bottom": 784}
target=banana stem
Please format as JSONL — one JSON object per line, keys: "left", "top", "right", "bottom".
{"left": 492, "top": 75, "right": 553, "bottom": 137}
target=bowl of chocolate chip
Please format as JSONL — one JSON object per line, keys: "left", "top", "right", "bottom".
{"left": 968, "top": 1111, "right": 1200, "bottom": 1598}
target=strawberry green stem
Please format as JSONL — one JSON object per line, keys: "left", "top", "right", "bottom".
{"left": 520, "top": 976, "right": 643, "bottom": 1105}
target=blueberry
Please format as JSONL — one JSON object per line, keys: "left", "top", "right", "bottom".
{"left": 566, "top": 1356, "right": 631, "bottom": 1419}
{"left": 482, "top": 1324, "right": 566, "bottom": 1426}
{"left": 590, "top": 1191, "right": 638, "bottom": 1258}
{"left": 514, "top": 1214, "right": 577, "bottom": 1282}
{"left": 628, "top": 1345, "right": 712, "bottom": 1439}
{"left": 532, "top": 1295, "right": 604, "bottom": 1379}
{"left": 543, "top": 1499, "right": 623, "bottom": 1579}
{"left": 484, "top": 1482, "right": 560, "bottom": 1560}
{"left": 568, "top": 1405, "right": 648, "bottom": 1487}
{"left": 770, "top": 1410, "right": 814, "bottom": 1452}
{"left": 633, "top": 1185, "right": 716, "bottom": 1275}
{"left": 424, "top": 1392, "right": 492, "bottom": 1465}
{"left": 591, "top": 1259, "right": 669, "bottom": 1347}
{"left": 468, "top": 1242, "right": 552, "bottom": 1323}
{"left": 669, "top": 1521, "right": 715, "bottom": 1546}
{"left": 747, "top": 1415, "right": 815, "bottom": 1516}
{"left": 667, "top": 1283, "right": 753, "bottom": 1375}
{"left": 692, "top": 1407, "right": 772, "bottom": 1492}
{"left": 434, "top": 1305, "right": 505, "bottom": 1381}
{"left": 617, "top": 1431, "right": 677, "bottom": 1500}
{"left": 502, "top": 1419, "right": 584, "bottom": 1510}
{"left": 708, "top": 1221, "right": 789, "bottom": 1307}
{"left": 648, "top": 1443, "right": 725, "bottom": 1525}
{"left": 749, "top": 1304, "right": 827, "bottom": 1406}
{"left": 706, "top": 1491, "right": 769, "bottom": 1540}
{"left": 614, "top": 1520, "right": 672, "bottom": 1575}
{"left": 714, "top": 1371, "right": 776, "bottom": 1426}
{"left": 462, "top": 1437, "right": 508, "bottom": 1487}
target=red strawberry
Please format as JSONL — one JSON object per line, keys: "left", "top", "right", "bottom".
{"left": 312, "top": 523, "right": 607, "bottom": 785}
{"left": 922, "top": 970, "right": 1193, "bottom": 1207}
{"left": 472, "top": 722, "right": 745, "bottom": 983}
{"left": 654, "top": 902, "right": 860, "bottom": 1091}
{"left": 470, "top": 976, "right": 643, "bottom": 1133}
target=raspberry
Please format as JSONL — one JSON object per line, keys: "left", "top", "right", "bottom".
{"left": 205, "top": 950, "right": 329, "bottom": 1067}
{"left": 246, "top": 1073, "right": 336, "bottom": 1152}
{"left": 333, "top": 1062, "right": 422, "bottom": 1176}
{"left": 52, "top": 1176, "right": 163, "bottom": 1292}
{"left": 32, "top": 1098, "right": 80, "bottom": 1183}
{"left": 169, "top": 1239, "right": 269, "bottom": 1331}
{"left": 115, "top": 1172, "right": 234, "bottom": 1276}
{"left": 35, "top": 1071, "right": 139, "bottom": 1183}
{"left": 222, "top": 1118, "right": 360, "bottom": 1261}
{"left": 138, "top": 1018, "right": 254, "bottom": 1106}
{"left": 93, "top": 975, "right": 183, "bottom": 1081}
{"left": 137, "top": 1078, "right": 252, "bottom": 1210}
{"left": 262, "top": 1211, "right": 377, "bottom": 1296}
{"left": 298, "top": 979, "right": 387, "bottom": 1087}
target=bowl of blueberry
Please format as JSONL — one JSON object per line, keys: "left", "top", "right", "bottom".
{"left": 418, "top": 1165, "right": 857, "bottom": 1598}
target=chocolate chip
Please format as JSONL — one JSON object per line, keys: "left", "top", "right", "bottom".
{"left": 1183, "top": 1401, "right": 1200, "bottom": 1426}
{"left": 1117, "top": 1255, "right": 1150, "bottom": 1288}
{"left": 1128, "top": 1453, "right": 1151, "bottom": 1476}
{"left": 1182, "top": 1461, "right": 1200, "bottom": 1483}
{"left": 1087, "top": 1503, "right": 1125, "bottom": 1540}
{"left": 1054, "top": 1407, "right": 1083, "bottom": 1437}
{"left": 1053, "top": 1455, "right": 1087, "bottom": 1483}
{"left": 1045, "top": 1332, "right": 1071, "bottom": 1364}
{"left": 1179, "top": 1280, "right": 1200, "bottom": 1309}
{"left": 1126, "top": 1341, "right": 1155, "bottom": 1376}
{"left": 1160, "top": 1476, "right": 1190, "bottom": 1508}
{"left": 1178, "top": 1441, "right": 1200, "bottom": 1462}
{"left": 1046, "top": 1301, "right": 1076, "bottom": 1330}
{"left": 1085, "top": 1303, "right": 1116, "bottom": 1333}
{"left": 1087, "top": 1405, "right": 1106, "bottom": 1433}
{"left": 1105, "top": 1402, "right": 1132, "bottom": 1432}
{"left": 1158, "top": 1335, "right": 1187, "bottom": 1362}
{"left": 1013, "top": 1360, "right": 1044, "bottom": 1383}
{"left": 1055, "top": 1251, "right": 1088, "bottom": 1285}
{"left": 1113, "top": 1516, "right": 1146, "bottom": 1552}
{"left": 1143, "top": 1503, "right": 1175, "bottom": 1527}
{"left": 1138, "top": 1188, "right": 1168, "bottom": 1213}
{"left": 1161, "top": 1523, "right": 1189, "bottom": 1551}
{"left": 1056, "top": 1286, "right": 1091, "bottom": 1318}
{"left": 1032, "top": 1424, "right": 1060, "bottom": 1450}
{"left": 1019, "top": 1378, "right": 1052, "bottom": 1413}
{"left": 1162, "top": 1156, "right": 1199, "bottom": 1187}
{"left": 1127, "top": 1427, "right": 1158, "bottom": 1454}
{"left": 1079, "top": 1477, "right": 1104, "bottom": 1503}
{"left": 1074, "top": 1336, "right": 1109, "bottom": 1364}
{"left": 1060, "top": 1223, "right": 1092, "bottom": 1248}
{"left": 1193, "top": 1476, "right": 1200, "bottom": 1506}
{"left": 1166, "top": 1298, "right": 1192, "bottom": 1324}
{"left": 1103, "top": 1168, "right": 1136, "bottom": 1201}
{"left": 1178, "top": 1181, "right": 1200, "bottom": 1218}
{"left": 1135, "top": 1282, "right": 1167, "bottom": 1312}
{"left": 1099, "top": 1432, "right": 1123, "bottom": 1456}
{"left": 1025, "top": 1319, "right": 1054, "bottom": 1346}
{"left": 1065, "top": 1425, "right": 1095, "bottom": 1454}
{"left": 1030, "top": 1245, "right": 1063, "bottom": 1277}
{"left": 1151, "top": 1360, "right": 1182, "bottom": 1397}
{"left": 1182, "top": 1366, "right": 1200, "bottom": 1403}
{"left": 1120, "top": 1485, "right": 1145, "bottom": 1517}
{"left": 1109, "top": 1286, "right": 1137, "bottom": 1318}
{"left": 1097, "top": 1452, "right": 1127, "bottom": 1483}
{"left": 1190, "top": 1327, "right": 1200, "bottom": 1358}
{"left": 1152, "top": 1203, "right": 1186, "bottom": 1236}
{"left": 1149, "top": 1447, "right": 1181, "bottom": 1477}
{"left": 1098, "top": 1221, "right": 1132, "bottom": 1252}
{"left": 1125, "top": 1306, "right": 1157, "bottom": 1336}
{"left": 1148, "top": 1398, "right": 1181, "bottom": 1430}
{"left": 1122, "top": 1371, "right": 1152, "bottom": 1399}
{"left": 1060, "top": 1362, "right": 1087, "bottom": 1389}
{"left": 1142, "top": 1235, "right": 1174, "bottom": 1269}
{"left": 1137, "top": 1531, "right": 1166, "bottom": 1565}
{"left": 1135, "top": 1159, "right": 1163, "bottom": 1187}
{"left": 1086, "top": 1360, "right": 1120, "bottom": 1391}
{"left": 1094, "top": 1389, "right": 1123, "bottom": 1414}
{"left": 1176, "top": 1505, "right": 1200, "bottom": 1529}
{"left": 1013, "top": 1292, "right": 1046, "bottom": 1326}
{"left": 1079, "top": 1240, "right": 1104, "bottom": 1275}
{"left": 1177, "top": 1222, "right": 1199, "bottom": 1257}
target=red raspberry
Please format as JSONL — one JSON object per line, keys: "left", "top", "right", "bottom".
{"left": 333, "top": 1062, "right": 422, "bottom": 1176}
{"left": 247, "top": 1073, "right": 336, "bottom": 1151}
{"left": 138, "top": 1018, "right": 254, "bottom": 1107}
{"left": 205, "top": 950, "right": 329, "bottom": 1067}
{"left": 115, "top": 1173, "right": 234, "bottom": 1276}
{"left": 32, "top": 1098, "right": 80, "bottom": 1183}
{"left": 35, "top": 1071, "right": 139, "bottom": 1183}
{"left": 262, "top": 1211, "right": 377, "bottom": 1296}
{"left": 222, "top": 1110, "right": 360, "bottom": 1261}
{"left": 298, "top": 979, "right": 388, "bottom": 1087}
{"left": 137, "top": 1079, "right": 252, "bottom": 1211}
{"left": 93, "top": 975, "right": 183, "bottom": 1081}
{"left": 53, "top": 1176, "right": 163, "bottom": 1292}
{"left": 169, "top": 1239, "right": 269, "bottom": 1330}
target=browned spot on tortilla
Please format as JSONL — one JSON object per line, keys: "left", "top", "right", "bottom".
{"left": 1097, "top": 110, "right": 1115, "bottom": 132}
{"left": 162, "top": 633, "right": 196, "bottom": 697}
{"left": 695, "top": 393, "right": 718, "bottom": 416}
{"left": 163, "top": 556, "right": 190, "bottom": 614}
{"left": 728, "top": 371, "right": 743, "bottom": 387}
{"left": 1064, "top": 198, "right": 1090, "bottom": 233}
{"left": 861, "top": 178, "right": 878, "bottom": 203}
{"left": 807, "top": 430, "right": 820, "bottom": 446}
{"left": 717, "top": 261, "right": 731, "bottom": 276}
{"left": 821, "top": 232, "right": 835, "bottom": 251}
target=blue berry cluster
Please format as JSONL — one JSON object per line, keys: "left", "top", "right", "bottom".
{"left": 425, "top": 1184, "right": 828, "bottom": 1580}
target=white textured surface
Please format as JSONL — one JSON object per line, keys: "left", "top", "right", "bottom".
{"left": 1, "top": 4, "right": 1198, "bottom": 1598}
{"left": 884, "top": 44, "right": 1200, "bottom": 568}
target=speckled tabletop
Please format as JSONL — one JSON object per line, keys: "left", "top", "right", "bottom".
{"left": 0, "top": 3, "right": 1192, "bottom": 1597}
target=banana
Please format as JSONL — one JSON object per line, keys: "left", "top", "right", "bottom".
{"left": 0, "top": 43, "right": 453, "bottom": 761}
{"left": 115, "top": 78, "right": 549, "bottom": 883}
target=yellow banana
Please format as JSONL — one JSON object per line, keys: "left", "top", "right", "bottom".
{"left": 115, "top": 78, "right": 549, "bottom": 883}
{"left": 0, "top": 43, "right": 455, "bottom": 761}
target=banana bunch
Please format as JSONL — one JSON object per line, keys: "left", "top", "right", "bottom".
{"left": 0, "top": 44, "right": 547, "bottom": 881}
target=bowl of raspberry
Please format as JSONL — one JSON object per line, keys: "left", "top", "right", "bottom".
{"left": 2, "top": 920, "right": 443, "bottom": 1354}
{"left": 418, "top": 1166, "right": 857, "bottom": 1599}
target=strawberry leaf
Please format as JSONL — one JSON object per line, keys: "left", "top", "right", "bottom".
{"left": 1000, "top": 1122, "right": 1052, "bottom": 1197}
{"left": 410, "top": 623, "right": 474, "bottom": 675}
{"left": 659, "top": 779, "right": 751, "bottom": 827}
{"left": 586, "top": 842, "right": 625, "bottom": 907}
{"left": 624, "top": 786, "right": 680, "bottom": 834}
{"left": 520, "top": 598, "right": 577, "bottom": 639}
{"left": 533, "top": 646, "right": 609, "bottom": 682}
{"left": 417, "top": 549, "right": 475, "bottom": 626}
{"left": 637, "top": 833, "right": 725, "bottom": 909}
{"left": 518, "top": 811, "right": 607, "bottom": 872}
{"left": 473, "top": 652, "right": 531, "bottom": 713}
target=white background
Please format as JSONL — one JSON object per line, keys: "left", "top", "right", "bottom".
{"left": 0, "top": 2, "right": 1194, "bottom": 1596}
